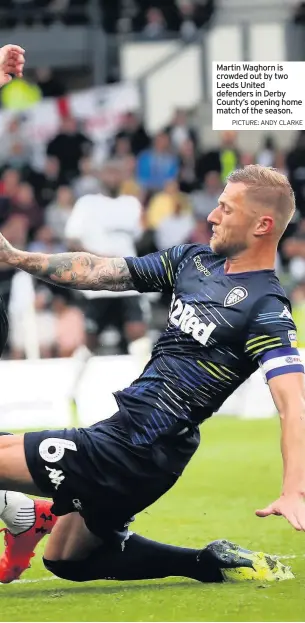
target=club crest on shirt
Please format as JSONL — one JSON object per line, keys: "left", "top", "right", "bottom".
{"left": 224, "top": 286, "right": 248, "bottom": 307}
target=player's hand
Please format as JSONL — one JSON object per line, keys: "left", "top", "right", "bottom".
{"left": 256, "top": 493, "right": 305, "bottom": 531}
{"left": 0, "top": 44, "right": 25, "bottom": 87}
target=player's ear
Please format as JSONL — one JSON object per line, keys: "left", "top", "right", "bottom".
{"left": 254, "top": 215, "right": 274, "bottom": 236}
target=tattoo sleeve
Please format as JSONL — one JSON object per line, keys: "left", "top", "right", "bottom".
{"left": 4, "top": 247, "right": 135, "bottom": 291}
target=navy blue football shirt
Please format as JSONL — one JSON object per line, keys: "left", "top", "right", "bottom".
{"left": 114, "top": 244, "right": 304, "bottom": 445}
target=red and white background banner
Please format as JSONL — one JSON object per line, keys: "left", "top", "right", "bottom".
{"left": 0, "top": 82, "right": 140, "bottom": 166}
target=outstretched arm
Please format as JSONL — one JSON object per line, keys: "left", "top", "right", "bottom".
{"left": 0, "top": 234, "right": 135, "bottom": 291}
{"left": 256, "top": 372, "right": 305, "bottom": 531}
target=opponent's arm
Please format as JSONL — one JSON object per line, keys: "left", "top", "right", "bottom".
{"left": 0, "top": 233, "right": 135, "bottom": 291}
{"left": 256, "top": 372, "right": 305, "bottom": 531}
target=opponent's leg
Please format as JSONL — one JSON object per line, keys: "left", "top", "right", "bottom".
{"left": 43, "top": 513, "right": 217, "bottom": 582}
{"left": 0, "top": 434, "right": 43, "bottom": 495}
{"left": 0, "top": 492, "right": 57, "bottom": 583}
{"left": 0, "top": 433, "right": 57, "bottom": 583}
{"left": 43, "top": 515, "right": 294, "bottom": 584}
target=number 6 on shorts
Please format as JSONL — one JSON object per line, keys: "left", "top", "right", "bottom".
{"left": 39, "top": 438, "right": 77, "bottom": 463}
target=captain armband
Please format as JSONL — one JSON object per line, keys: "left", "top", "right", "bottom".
{"left": 259, "top": 347, "right": 304, "bottom": 384}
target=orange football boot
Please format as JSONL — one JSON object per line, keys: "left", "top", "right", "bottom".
{"left": 0, "top": 499, "right": 57, "bottom": 583}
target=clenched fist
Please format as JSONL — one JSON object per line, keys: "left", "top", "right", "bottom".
{"left": 0, "top": 44, "right": 25, "bottom": 87}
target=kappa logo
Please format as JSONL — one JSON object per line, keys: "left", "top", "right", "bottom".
{"left": 224, "top": 287, "right": 248, "bottom": 307}
{"left": 45, "top": 466, "right": 65, "bottom": 490}
{"left": 280, "top": 306, "right": 293, "bottom": 320}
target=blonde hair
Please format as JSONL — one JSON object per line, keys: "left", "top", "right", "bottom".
{"left": 227, "top": 164, "right": 295, "bottom": 236}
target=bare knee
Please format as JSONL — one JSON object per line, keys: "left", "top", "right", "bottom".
{"left": 44, "top": 513, "right": 101, "bottom": 561}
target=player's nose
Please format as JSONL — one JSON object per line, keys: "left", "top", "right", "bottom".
{"left": 207, "top": 205, "right": 221, "bottom": 224}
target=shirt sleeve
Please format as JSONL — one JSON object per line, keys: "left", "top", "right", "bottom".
{"left": 244, "top": 295, "right": 304, "bottom": 382}
{"left": 125, "top": 244, "right": 195, "bottom": 293}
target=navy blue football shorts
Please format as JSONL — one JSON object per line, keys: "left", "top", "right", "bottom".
{"left": 24, "top": 412, "right": 184, "bottom": 545}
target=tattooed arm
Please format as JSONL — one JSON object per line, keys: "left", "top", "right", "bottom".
{"left": 0, "top": 234, "right": 135, "bottom": 291}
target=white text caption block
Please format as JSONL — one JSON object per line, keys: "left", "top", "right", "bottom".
{"left": 212, "top": 62, "right": 305, "bottom": 130}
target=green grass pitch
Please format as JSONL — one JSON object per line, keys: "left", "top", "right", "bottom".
{"left": 0, "top": 416, "right": 305, "bottom": 622}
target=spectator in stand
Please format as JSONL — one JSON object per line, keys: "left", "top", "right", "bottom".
{"left": 45, "top": 185, "right": 75, "bottom": 242}
{"left": 133, "top": 0, "right": 180, "bottom": 32}
{"left": 0, "top": 214, "right": 29, "bottom": 314}
{"left": 190, "top": 170, "right": 223, "bottom": 220}
{"left": 286, "top": 131, "right": 305, "bottom": 218}
{"left": 111, "top": 135, "right": 133, "bottom": 161}
{"left": 46, "top": 115, "right": 93, "bottom": 183}
{"left": 137, "top": 131, "right": 179, "bottom": 193}
{"left": 119, "top": 156, "right": 143, "bottom": 201}
{"left": 114, "top": 112, "right": 150, "bottom": 156}
{"left": 142, "top": 6, "right": 167, "bottom": 38}
{"left": 72, "top": 157, "right": 101, "bottom": 199}
{"left": 100, "top": 160, "right": 123, "bottom": 198}
{"left": 178, "top": 0, "right": 201, "bottom": 41}
{"left": 1, "top": 75, "right": 41, "bottom": 110}
{"left": 256, "top": 136, "right": 276, "bottom": 168}
{"left": 1, "top": 214, "right": 28, "bottom": 251}
{"left": 178, "top": 0, "right": 215, "bottom": 36}
{"left": 166, "top": 108, "right": 198, "bottom": 153}
{"left": 6, "top": 141, "right": 30, "bottom": 171}
{"left": 197, "top": 131, "right": 240, "bottom": 183}
{"left": 154, "top": 189, "right": 195, "bottom": 249}
{"left": 0, "top": 117, "right": 30, "bottom": 170}
{"left": 240, "top": 153, "right": 255, "bottom": 168}
{"left": 178, "top": 138, "right": 199, "bottom": 193}
{"left": 11, "top": 182, "right": 43, "bottom": 239}
{"left": 146, "top": 179, "right": 191, "bottom": 230}
{"left": 52, "top": 293, "right": 85, "bottom": 358}
{"left": 217, "top": 131, "right": 240, "bottom": 181}
{"left": 24, "top": 156, "right": 61, "bottom": 207}
{"left": 188, "top": 218, "right": 212, "bottom": 245}
{"left": 35, "top": 67, "right": 65, "bottom": 99}
{"left": 120, "top": 154, "right": 138, "bottom": 185}
{"left": 9, "top": 285, "right": 56, "bottom": 360}
{"left": 274, "top": 150, "right": 288, "bottom": 177}
{"left": 0, "top": 169, "right": 21, "bottom": 234}
{"left": 282, "top": 218, "right": 305, "bottom": 282}
{"left": 65, "top": 192, "right": 148, "bottom": 356}
{"left": 27, "top": 225, "right": 66, "bottom": 254}
{"left": 0, "top": 168, "right": 21, "bottom": 199}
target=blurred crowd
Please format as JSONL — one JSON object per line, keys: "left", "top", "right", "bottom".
{"left": 0, "top": 105, "right": 305, "bottom": 358}
{"left": 0, "top": 0, "right": 215, "bottom": 39}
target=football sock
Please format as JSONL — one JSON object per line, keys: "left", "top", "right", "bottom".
{"left": 0, "top": 491, "right": 36, "bottom": 535}
{"left": 102, "top": 533, "right": 223, "bottom": 582}
{"left": 44, "top": 533, "right": 223, "bottom": 583}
